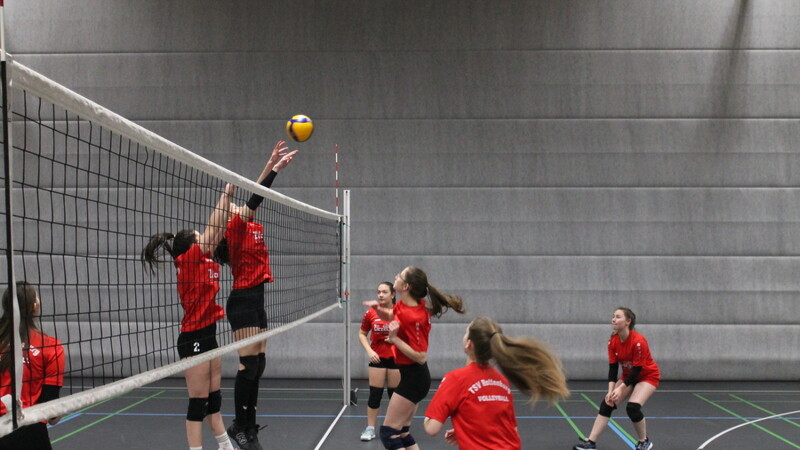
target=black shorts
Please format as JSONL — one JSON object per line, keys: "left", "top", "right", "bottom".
{"left": 226, "top": 283, "right": 269, "bottom": 331}
{"left": 368, "top": 357, "right": 397, "bottom": 370}
{"left": 177, "top": 322, "right": 219, "bottom": 359}
{"left": 0, "top": 422, "right": 52, "bottom": 450}
{"left": 394, "top": 362, "right": 431, "bottom": 404}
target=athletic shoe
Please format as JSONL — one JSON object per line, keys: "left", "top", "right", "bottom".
{"left": 247, "top": 424, "right": 265, "bottom": 450}
{"left": 574, "top": 438, "right": 597, "bottom": 449}
{"left": 360, "top": 426, "right": 376, "bottom": 441}
{"left": 636, "top": 438, "right": 654, "bottom": 450}
{"left": 227, "top": 421, "right": 258, "bottom": 450}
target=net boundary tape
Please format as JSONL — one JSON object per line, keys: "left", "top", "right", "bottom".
{"left": 7, "top": 56, "right": 340, "bottom": 222}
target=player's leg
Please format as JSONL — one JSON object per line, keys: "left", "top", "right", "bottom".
{"left": 184, "top": 361, "right": 212, "bottom": 449}
{"left": 628, "top": 381, "right": 657, "bottom": 448}
{"left": 362, "top": 366, "right": 386, "bottom": 441}
{"left": 204, "top": 356, "right": 235, "bottom": 450}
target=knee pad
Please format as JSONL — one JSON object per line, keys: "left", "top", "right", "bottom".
{"left": 598, "top": 401, "right": 616, "bottom": 417}
{"left": 368, "top": 386, "right": 384, "bottom": 409}
{"left": 400, "top": 428, "right": 416, "bottom": 447}
{"left": 257, "top": 352, "right": 266, "bottom": 378}
{"left": 379, "top": 425, "right": 404, "bottom": 450}
{"left": 238, "top": 355, "right": 260, "bottom": 381}
{"left": 386, "top": 388, "right": 394, "bottom": 398}
{"left": 626, "top": 402, "right": 644, "bottom": 423}
{"left": 207, "top": 390, "right": 222, "bottom": 415}
{"left": 186, "top": 397, "right": 208, "bottom": 422}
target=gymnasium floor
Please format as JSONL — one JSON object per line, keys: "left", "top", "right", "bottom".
{"left": 44, "top": 379, "right": 799, "bottom": 449}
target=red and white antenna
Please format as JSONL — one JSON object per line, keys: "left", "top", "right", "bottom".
{"left": 334, "top": 143, "right": 340, "bottom": 215}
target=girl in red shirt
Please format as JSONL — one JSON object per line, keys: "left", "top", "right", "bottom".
{"left": 574, "top": 307, "right": 660, "bottom": 450}
{"left": 142, "top": 184, "right": 235, "bottom": 450}
{"left": 423, "top": 317, "right": 569, "bottom": 450}
{"left": 358, "top": 281, "right": 400, "bottom": 441}
{"left": 365, "top": 266, "right": 466, "bottom": 450}
{"left": 0, "top": 282, "right": 65, "bottom": 450}
{"left": 212, "top": 141, "right": 296, "bottom": 450}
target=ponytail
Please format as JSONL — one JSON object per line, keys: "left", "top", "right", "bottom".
{"left": 141, "top": 229, "right": 197, "bottom": 273}
{"left": 403, "top": 266, "right": 466, "bottom": 318}
{"left": 469, "top": 317, "right": 569, "bottom": 405}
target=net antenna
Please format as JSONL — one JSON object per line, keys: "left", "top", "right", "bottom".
{"left": 0, "top": 57, "right": 344, "bottom": 436}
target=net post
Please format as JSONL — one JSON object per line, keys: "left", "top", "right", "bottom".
{"left": 0, "top": 0, "right": 21, "bottom": 431}
{"left": 342, "top": 189, "right": 351, "bottom": 406}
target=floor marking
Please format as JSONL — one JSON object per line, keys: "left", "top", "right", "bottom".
{"left": 50, "top": 390, "right": 165, "bottom": 444}
{"left": 694, "top": 394, "right": 800, "bottom": 449}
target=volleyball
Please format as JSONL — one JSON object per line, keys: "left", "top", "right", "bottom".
{"left": 286, "top": 114, "right": 314, "bottom": 142}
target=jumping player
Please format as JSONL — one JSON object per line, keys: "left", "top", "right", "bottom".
{"left": 358, "top": 281, "right": 400, "bottom": 441}
{"left": 365, "top": 266, "right": 466, "bottom": 450}
{"left": 142, "top": 183, "right": 236, "bottom": 450}
{"left": 213, "top": 141, "right": 297, "bottom": 450}
{"left": 574, "top": 307, "right": 660, "bottom": 450}
{"left": 423, "top": 316, "right": 569, "bottom": 449}
{"left": 0, "top": 282, "right": 65, "bottom": 450}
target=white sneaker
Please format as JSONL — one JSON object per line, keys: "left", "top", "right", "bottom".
{"left": 360, "top": 426, "right": 376, "bottom": 441}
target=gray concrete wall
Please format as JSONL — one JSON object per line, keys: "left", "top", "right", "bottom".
{"left": 5, "top": 0, "right": 800, "bottom": 380}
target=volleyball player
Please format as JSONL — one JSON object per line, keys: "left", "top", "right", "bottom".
{"left": 142, "top": 184, "right": 236, "bottom": 450}
{"left": 574, "top": 307, "right": 660, "bottom": 450}
{"left": 364, "top": 266, "right": 466, "bottom": 450}
{"left": 423, "top": 316, "right": 569, "bottom": 449}
{"left": 358, "top": 281, "right": 400, "bottom": 441}
{"left": 213, "top": 141, "right": 297, "bottom": 450}
{"left": 0, "top": 282, "right": 65, "bottom": 450}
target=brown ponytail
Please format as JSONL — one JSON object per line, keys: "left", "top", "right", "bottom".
{"left": 468, "top": 317, "right": 569, "bottom": 405}
{"left": 141, "top": 229, "right": 197, "bottom": 273}
{"left": 403, "top": 266, "right": 466, "bottom": 318}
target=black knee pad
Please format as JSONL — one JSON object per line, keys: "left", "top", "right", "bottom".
{"left": 257, "top": 352, "right": 266, "bottom": 378}
{"left": 626, "top": 402, "right": 644, "bottom": 423}
{"left": 379, "top": 425, "right": 404, "bottom": 450}
{"left": 400, "top": 430, "right": 416, "bottom": 447}
{"left": 598, "top": 401, "right": 616, "bottom": 417}
{"left": 386, "top": 388, "right": 394, "bottom": 398}
{"left": 186, "top": 397, "right": 208, "bottom": 422}
{"left": 239, "top": 355, "right": 260, "bottom": 381}
{"left": 368, "top": 386, "right": 384, "bottom": 409}
{"left": 207, "top": 390, "right": 222, "bottom": 415}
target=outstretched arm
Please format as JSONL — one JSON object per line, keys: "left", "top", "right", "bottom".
{"left": 241, "top": 140, "right": 299, "bottom": 221}
{"left": 197, "top": 183, "right": 234, "bottom": 254}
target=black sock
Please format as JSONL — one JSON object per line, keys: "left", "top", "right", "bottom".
{"left": 234, "top": 370, "right": 254, "bottom": 425}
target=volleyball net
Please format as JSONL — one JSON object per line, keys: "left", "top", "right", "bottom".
{"left": 0, "top": 57, "right": 345, "bottom": 434}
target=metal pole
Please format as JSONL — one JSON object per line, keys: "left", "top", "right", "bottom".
{"left": 0, "top": 0, "right": 21, "bottom": 431}
{"left": 342, "top": 190, "right": 351, "bottom": 406}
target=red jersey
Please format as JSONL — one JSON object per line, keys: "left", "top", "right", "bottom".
{"left": 392, "top": 299, "right": 431, "bottom": 365}
{"left": 608, "top": 330, "right": 660, "bottom": 384}
{"left": 0, "top": 330, "right": 65, "bottom": 415}
{"left": 360, "top": 308, "right": 394, "bottom": 359}
{"left": 225, "top": 213, "right": 273, "bottom": 289}
{"left": 425, "top": 363, "right": 521, "bottom": 450}
{"left": 175, "top": 243, "right": 224, "bottom": 332}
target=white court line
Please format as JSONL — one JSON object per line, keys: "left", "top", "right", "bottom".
{"left": 314, "top": 404, "right": 348, "bottom": 450}
{"left": 697, "top": 409, "right": 800, "bottom": 449}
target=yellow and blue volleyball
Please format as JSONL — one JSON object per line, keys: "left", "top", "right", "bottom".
{"left": 286, "top": 115, "right": 314, "bottom": 142}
